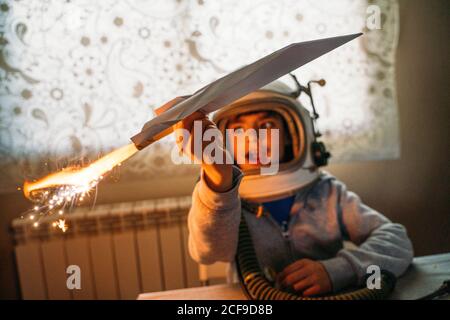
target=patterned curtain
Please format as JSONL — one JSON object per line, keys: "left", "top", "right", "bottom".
{"left": 0, "top": 0, "right": 399, "bottom": 193}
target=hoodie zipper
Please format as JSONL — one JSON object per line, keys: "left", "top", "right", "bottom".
{"left": 281, "top": 220, "right": 289, "bottom": 239}
{"left": 263, "top": 208, "right": 296, "bottom": 262}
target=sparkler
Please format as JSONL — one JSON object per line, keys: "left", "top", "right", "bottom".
{"left": 22, "top": 144, "right": 138, "bottom": 230}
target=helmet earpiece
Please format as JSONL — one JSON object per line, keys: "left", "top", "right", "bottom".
{"left": 311, "top": 141, "right": 331, "bottom": 167}
{"left": 289, "top": 73, "right": 331, "bottom": 167}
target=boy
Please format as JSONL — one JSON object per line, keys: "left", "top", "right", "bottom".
{"left": 176, "top": 81, "right": 413, "bottom": 297}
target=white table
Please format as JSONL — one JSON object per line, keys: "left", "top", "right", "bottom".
{"left": 138, "top": 253, "right": 450, "bottom": 300}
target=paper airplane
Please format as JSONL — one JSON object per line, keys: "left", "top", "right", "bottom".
{"left": 131, "top": 33, "right": 362, "bottom": 150}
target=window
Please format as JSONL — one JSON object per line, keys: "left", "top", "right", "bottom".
{"left": 0, "top": 0, "right": 399, "bottom": 192}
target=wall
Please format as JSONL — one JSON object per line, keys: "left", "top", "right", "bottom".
{"left": 327, "top": 0, "right": 450, "bottom": 256}
{"left": 0, "top": 0, "right": 448, "bottom": 299}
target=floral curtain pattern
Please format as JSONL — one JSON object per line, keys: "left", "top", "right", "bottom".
{"left": 0, "top": 0, "right": 399, "bottom": 193}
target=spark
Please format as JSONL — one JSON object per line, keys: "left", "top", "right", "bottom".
{"left": 22, "top": 143, "right": 138, "bottom": 232}
{"left": 55, "top": 219, "right": 68, "bottom": 232}
{"left": 23, "top": 143, "right": 137, "bottom": 199}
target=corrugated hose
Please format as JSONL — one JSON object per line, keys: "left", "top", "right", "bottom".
{"left": 235, "top": 214, "right": 397, "bottom": 300}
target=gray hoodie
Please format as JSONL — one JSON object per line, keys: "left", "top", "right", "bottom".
{"left": 187, "top": 166, "right": 414, "bottom": 292}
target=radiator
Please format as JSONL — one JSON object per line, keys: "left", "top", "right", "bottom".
{"left": 12, "top": 196, "right": 227, "bottom": 300}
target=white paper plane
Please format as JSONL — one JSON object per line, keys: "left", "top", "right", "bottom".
{"left": 131, "top": 33, "right": 362, "bottom": 150}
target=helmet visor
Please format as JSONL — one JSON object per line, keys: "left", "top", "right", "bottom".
{"left": 215, "top": 99, "right": 306, "bottom": 176}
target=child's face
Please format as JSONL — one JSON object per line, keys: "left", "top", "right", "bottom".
{"left": 226, "top": 111, "right": 287, "bottom": 171}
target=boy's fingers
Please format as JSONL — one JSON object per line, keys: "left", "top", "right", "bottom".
{"left": 181, "top": 111, "right": 207, "bottom": 131}
{"left": 174, "top": 110, "right": 206, "bottom": 132}
{"left": 292, "top": 277, "right": 314, "bottom": 293}
{"left": 174, "top": 111, "right": 209, "bottom": 157}
{"left": 173, "top": 111, "right": 225, "bottom": 164}
{"left": 280, "top": 268, "right": 309, "bottom": 288}
{"left": 302, "top": 285, "right": 321, "bottom": 297}
{"left": 277, "top": 260, "right": 308, "bottom": 282}
{"left": 190, "top": 119, "right": 223, "bottom": 159}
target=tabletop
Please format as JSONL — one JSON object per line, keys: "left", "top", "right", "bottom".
{"left": 138, "top": 253, "right": 450, "bottom": 300}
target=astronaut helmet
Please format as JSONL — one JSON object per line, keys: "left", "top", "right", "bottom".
{"left": 213, "top": 80, "right": 329, "bottom": 202}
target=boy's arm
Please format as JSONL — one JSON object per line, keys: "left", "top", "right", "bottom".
{"left": 187, "top": 165, "right": 243, "bottom": 265}
{"left": 321, "top": 180, "right": 414, "bottom": 292}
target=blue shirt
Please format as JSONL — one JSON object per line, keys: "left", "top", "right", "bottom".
{"left": 263, "top": 196, "right": 296, "bottom": 226}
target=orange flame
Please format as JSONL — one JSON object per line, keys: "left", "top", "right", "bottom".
{"left": 24, "top": 143, "right": 138, "bottom": 199}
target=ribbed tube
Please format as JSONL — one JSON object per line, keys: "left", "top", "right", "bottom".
{"left": 235, "top": 215, "right": 396, "bottom": 300}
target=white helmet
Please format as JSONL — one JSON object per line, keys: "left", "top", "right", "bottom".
{"left": 213, "top": 80, "right": 329, "bottom": 202}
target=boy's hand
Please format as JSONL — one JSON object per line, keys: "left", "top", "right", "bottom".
{"left": 174, "top": 111, "right": 233, "bottom": 193}
{"left": 277, "top": 259, "right": 332, "bottom": 296}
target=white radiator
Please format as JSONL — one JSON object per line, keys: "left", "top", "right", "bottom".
{"left": 12, "top": 196, "right": 227, "bottom": 300}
